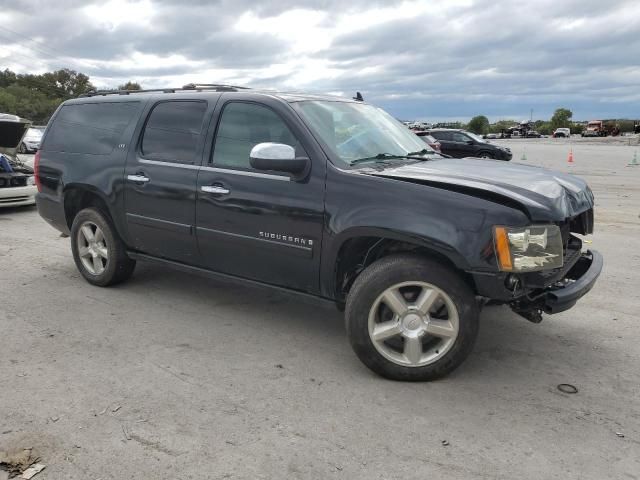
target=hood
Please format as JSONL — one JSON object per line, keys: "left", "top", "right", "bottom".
{"left": 363, "top": 158, "right": 594, "bottom": 221}
{"left": 0, "top": 113, "right": 31, "bottom": 158}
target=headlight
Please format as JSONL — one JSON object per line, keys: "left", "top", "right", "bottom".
{"left": 494, "top": 225, "right": 563, "bottom": 272}
{"left": 27, "top": 176, "right": 36, "bottom": 186}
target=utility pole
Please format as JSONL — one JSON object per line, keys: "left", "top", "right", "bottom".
{"left": 530, "top": 109, "right": 533, "bottom": 122}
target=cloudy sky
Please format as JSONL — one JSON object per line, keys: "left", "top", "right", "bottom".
{"left": 1, "top": 0, "right": 639, "bottom": 121}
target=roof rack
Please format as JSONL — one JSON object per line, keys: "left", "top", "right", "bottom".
{"left": 81, "top": 83, "right": 250, "bottom": 97}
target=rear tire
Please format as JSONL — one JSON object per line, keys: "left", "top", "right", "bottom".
{"left": 345, "top": 254, "right": 479, "bottom": 381}
{"left": 70, "top": 207, "right": 136, "bottom": 287}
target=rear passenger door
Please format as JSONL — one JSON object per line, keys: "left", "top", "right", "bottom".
{"left": 124, "top": 98, "right": 215, "bottom": 264}
{"left": 195, "top": 95, "right": 326, "bottom": 293}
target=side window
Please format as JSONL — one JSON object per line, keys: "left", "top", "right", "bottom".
{"left": 430, "top": 131, "right": 449, "bottom": 141}
{"left": 141, "top": 101, "right": 207, "bottom": 163}
{"left": 451, "top": 132, "right": 469, "bottom": 143}
{"left": 44, "top": 102, "right": 140, "bottom": 155}
{"left": 212, "top": 102, "right": 302, "bottom": 170}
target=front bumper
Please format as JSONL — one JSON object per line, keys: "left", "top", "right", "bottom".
{"left": 0, "top": 185, "right": 37, "bottom": 207}
{"left": 543, "top": 250, "right": 603, "bottom": 313}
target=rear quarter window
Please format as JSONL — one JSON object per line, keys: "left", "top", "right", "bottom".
{"left": 44, "top": 102, "right": 140, "bottom": 155}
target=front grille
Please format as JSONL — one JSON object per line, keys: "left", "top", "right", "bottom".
{"left": 0, "top": 176, "right": 28, "bottom": 188}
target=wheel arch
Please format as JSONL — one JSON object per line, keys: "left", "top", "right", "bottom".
{"left": 63, "top": 184, "right": 118, "bottom": 231}
{"left": 323, "top": 227, "right": 476, "bottom": 303}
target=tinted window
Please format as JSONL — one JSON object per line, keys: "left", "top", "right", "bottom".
{"left": 450, "top": 132, "right": 469, "bottom": 142}
{"left": 212, "top": 102, "right": 301, "bottom": 170}
{"left": 429, "top": 131, "right": 449, "bottom": 141}
{"left": 45, "top": 102, "right": 140, "bottom": 155}
{"left": 141, "top": 101, "right": 207, "bottom": 163}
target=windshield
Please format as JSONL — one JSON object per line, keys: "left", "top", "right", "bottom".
{"left": 293, "top": 101, "right": 433, "bottom": 167}
{"left": 25, "top": 128, "right": 43, "bottom": 139}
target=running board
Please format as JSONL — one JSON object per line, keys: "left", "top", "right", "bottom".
{"left": 127, "top": 251, "right": 337, "bottom": 309}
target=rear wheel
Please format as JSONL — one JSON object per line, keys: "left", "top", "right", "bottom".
{"left": 70, "top": 207, "right": 136, "bottom": 286}
{"left": 345, "top": 254, "right": 479, "bottom": 381}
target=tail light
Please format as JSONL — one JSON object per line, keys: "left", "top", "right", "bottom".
{"left": 34, "top": 150, "right": 42, "bottom": 192}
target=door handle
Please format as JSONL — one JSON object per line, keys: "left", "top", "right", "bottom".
{"left": 127, "top": 174, "right": 150, "bottom": 183}
{"left": 201, "top": 185, "right": 230, "bottom": 195}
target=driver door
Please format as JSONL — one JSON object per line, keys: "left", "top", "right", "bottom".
{"left": 195, "top": 96, "right": 326, "bottom": 293}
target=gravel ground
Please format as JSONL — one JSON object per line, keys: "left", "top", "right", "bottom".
{"left": 1, "top": 139, "right": 639, "bottom": 479}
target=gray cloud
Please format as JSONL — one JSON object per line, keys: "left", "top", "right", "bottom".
{"left": 1, "top": 0, "right": 638, "bottom": 120}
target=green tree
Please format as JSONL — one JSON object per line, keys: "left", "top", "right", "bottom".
{"left": 550, "top": 108, "right": 573, "bottom": 130}
{"left": 467, "top": 115, "right": 490, "bottom": 134}
{"left": 118, "top": 81, "right": 142, "bottom": 91}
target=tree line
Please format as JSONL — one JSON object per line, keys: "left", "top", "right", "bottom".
{"left": 466, "top": 109, "right": 637, "bottom": 136}
{"left": 0, "top": 68, "right": 141, "bottom": 124}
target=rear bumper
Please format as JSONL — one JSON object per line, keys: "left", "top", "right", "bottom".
{"left": 36, "top": 192, "right": 69, "bottom": 234}
{"left": 544, "top": 250, "right": 603, "bottom": 314}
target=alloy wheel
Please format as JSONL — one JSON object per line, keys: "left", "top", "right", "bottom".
{"left": 77, "top": 221, "right": 108, "bottom": 275}
{"left": 368, "top": 281, "right": 459, "bottom": 367}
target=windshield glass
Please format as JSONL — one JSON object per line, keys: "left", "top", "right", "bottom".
{"left": 293, "top": 101, "right": 433, "bottom": 167}
{"left": 25, "top": 128, "right": 43, "bottom": 139}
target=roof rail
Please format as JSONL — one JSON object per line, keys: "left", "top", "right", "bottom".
{"left": 80, "top": 83, "right": 250, "bottom": 98}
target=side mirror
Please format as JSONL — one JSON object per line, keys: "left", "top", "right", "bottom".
{"left": 465, "top": 140, "right": 475, "bottom": 145}
{"left": 249, "top": 143, "right": 310, "bottom": 179}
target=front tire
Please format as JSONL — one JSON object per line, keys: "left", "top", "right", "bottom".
{"left": 478, "top": 151, "right": 493, "bottom": 159}
{"left": 18, "top": 142, "right": 26, "bottom": 154}
{"left": 345, "top": 254, "right": 479, "bottom": 381}
{"left": 70, "top": 207, "right": 136, "bottom": 287}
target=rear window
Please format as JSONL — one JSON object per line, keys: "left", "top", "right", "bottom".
{"left": 141, "top": 101, "right": 207, "bottom": 164}
{"left": 44, "top": 102, "right": 140, "bottom": 155}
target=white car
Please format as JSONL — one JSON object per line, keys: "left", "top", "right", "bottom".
{"left": 1, "top": 113, "right": 37, "bottom": 207}
{"left": 18, "top": 127, "right": 43, "bottom": 153}
{"left": 553, "top": 127, "right": 571, "bottom": 138}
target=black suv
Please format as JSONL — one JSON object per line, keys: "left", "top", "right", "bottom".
{"left": 427, "top": 128, "right": 512, "bottom": 160}
{"left": 35, "top": 85, "right": 601, "bottom": 381}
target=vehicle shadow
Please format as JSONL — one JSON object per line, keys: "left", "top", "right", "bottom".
{"left": 124, "top": 262, "right": 604, "bottom": 383}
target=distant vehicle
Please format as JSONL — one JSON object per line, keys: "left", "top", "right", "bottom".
{"left": 18, "top": 127, "right": 43, "bottom": 153}
{"left": 426, "top": 129, "right": 512, "bottom": 160}
{"left": 553, "top": 128, "right": 571, "bottom": 138}
{"left": 413, "top": 131, "right": 441, "bottom": 152}
{"left": 581, "top": 120, "right": 620, "bottom": 137}
{"left": 526, "top": 131, "right": 542, "bottom": 138}
{"left": 0, "top": 113, "right": 37, "bottom": 207}
{"left": 484, "top": 133, "right": 498, "bottom": 139}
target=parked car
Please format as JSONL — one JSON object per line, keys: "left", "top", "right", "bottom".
{"left": 413, "top": 131, "right": 441, "bottom": 152}
{"left": 526, "top": 131, "right": 542, "bottom": 138}
{"left": 18, "top": 127, "right": 43, "bottom": 153}
{"left": 35, "top": 86, "right": 601, "bottom": 381}
{"left": 426, "top": 129, "right": 512, "bottom": 160}
{"left": 0, "top": 113, "right": 37, "bottom": 207}
{"left": 553, "top": 128, "right": 571, "bottom": 138}
{"left": 484, "top": 133, "right": 498, "bottom": 139}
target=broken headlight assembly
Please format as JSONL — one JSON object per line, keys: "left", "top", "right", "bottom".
{"left": 493, "top": 225, "right": 564, "bottom": 272}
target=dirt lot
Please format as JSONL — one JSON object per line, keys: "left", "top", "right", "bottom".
{"left": 2, "top": 138, "right": 639, "bottom": 479}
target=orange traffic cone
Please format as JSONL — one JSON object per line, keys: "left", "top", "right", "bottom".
{"left": 567, "top": 149, "right": 574, "bottom": 164}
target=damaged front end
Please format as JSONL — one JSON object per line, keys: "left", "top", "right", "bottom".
{"left": 1, "top": 113, "right": 37, "bottom": 206}
{"left": 506, "top": 209, "right": 602, "bottom": 322}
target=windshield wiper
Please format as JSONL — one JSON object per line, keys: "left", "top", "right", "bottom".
{"left": 406, "top": 148, "right": 438, "bottom": 157}
{"left": 349, "top": 151, "right": 433, "bottom": 166}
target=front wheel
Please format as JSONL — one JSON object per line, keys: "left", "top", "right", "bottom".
{"left": 345, "top": 254, "right": 479, "bottom": 381}
{"left": 478, "top": 151, "right": 493, "bottom": 159}
{"left": 18, "top": 142, "right": 26, "bottom": 153}
{"left": 70, "top": 207, "right": 136, "bottom": 286}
